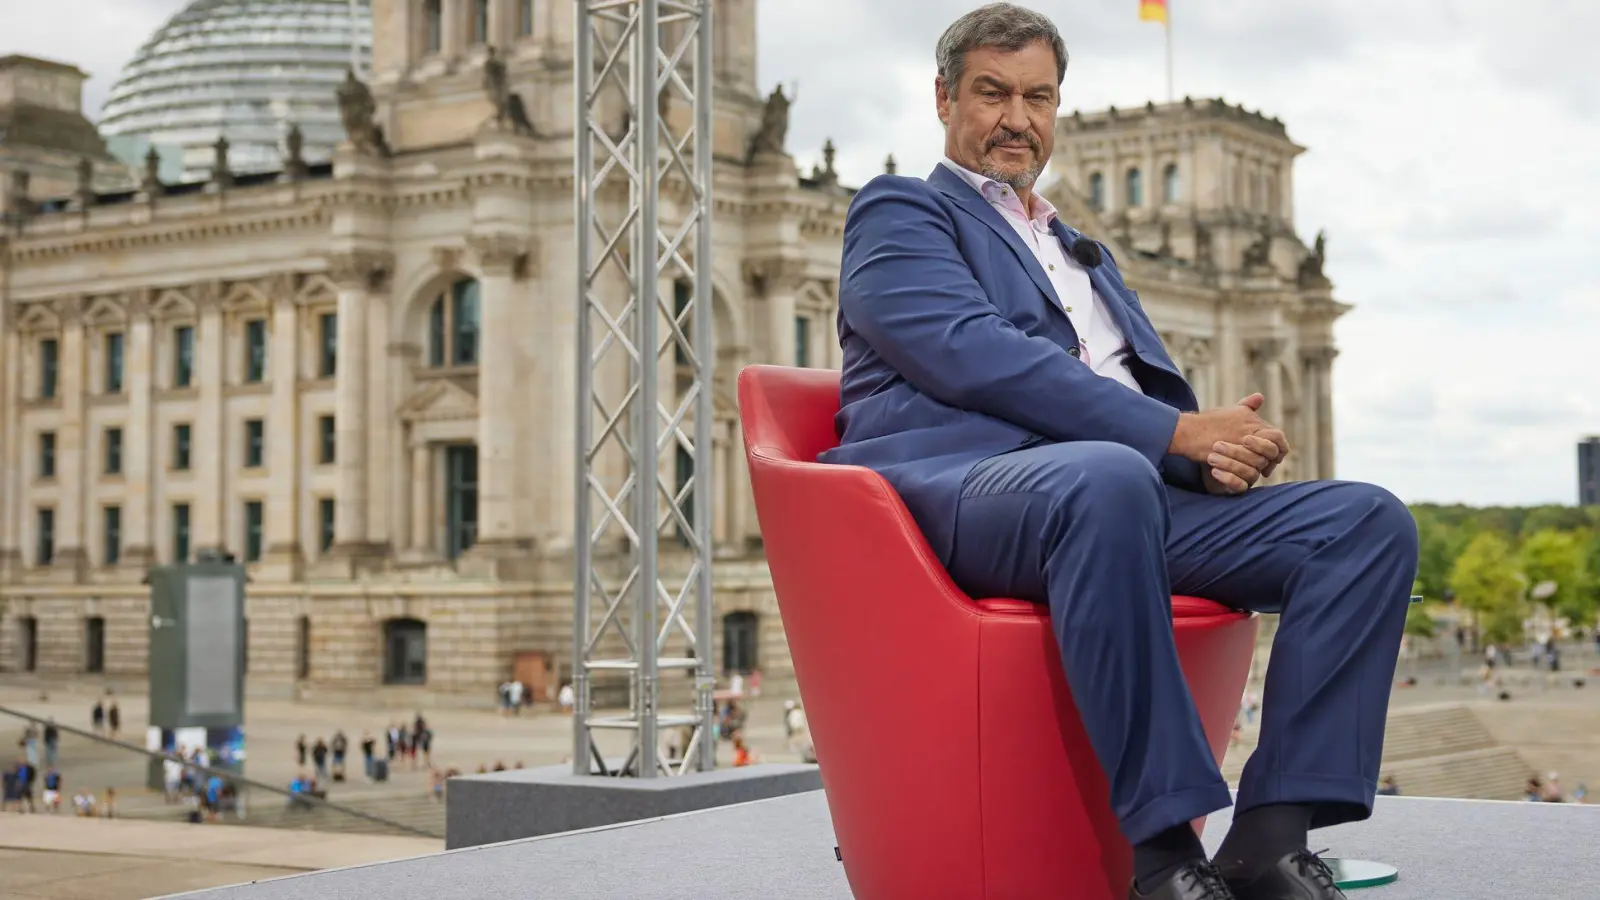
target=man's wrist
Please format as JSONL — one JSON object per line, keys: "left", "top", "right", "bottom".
{"left": 1169, "top": 412, "right": 1198, "bottom": 458}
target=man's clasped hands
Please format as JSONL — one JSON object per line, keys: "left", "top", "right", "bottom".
{"left": 1169, "top": 393, "right": 1290, "bottom": 496}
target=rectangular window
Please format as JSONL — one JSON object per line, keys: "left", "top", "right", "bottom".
{"left": 444, "top": 445, "right": 479, "bottom": 559}
{"left": 103, "top": 505, "right": 122, "bottom": 566}
{"left": 474, "top": 0, "right": 490, "bottom": 42}
{"left": 318, "top": 497, "right": 336, "bottom": 552}
{"left": 243, "top": 500, "right": 264, "bottom": 562}
{"left": 244, "top": 418, "right": 265, "bottom": 468}
{"left": 244, "top": 318, "right": 267, "bottom": 383}
{"left": 174, "top": 325, "right": 195, "bottom": 387}
{"left": 39, "top": 338, "right": 59, "bottom": 398}
{"left": 172, "top": 502, "right": 191, "bottom": 562}
{"left": 105, "top": 332, "right": 125, "bottom": 393}
{"left": 173, "top": 423, "right": 192, "bottom": 470}
{"left": 675, "top": 444, "right": 694, "bottom": 545}
{"left": 319, "top": 415, "right": 336, "bottom": 464}
{"left": 673, "top": 281, "right": 691, "bottom": 365}
{"left": 319, "top": 312, "right": 338, "bottom": 377}
{"left": 520, "top": 0, "right": 534, "bottom": 35}
{"left": 105, "top": 427, "right": 123, "bottom": 475}
{"left": 36, "top": 507, "right": 54, "bottom": 566}
{"left": 38, "top": 431, "right": 56, "bottom": 479}
{"left": 794, "top": 315, "right": 812, "bottom": 368}
{"left": 451, "top": 281, "right": 480, "bottom": 366}
{"left": 84, "top": 616, "right": 106, "bottom": 674}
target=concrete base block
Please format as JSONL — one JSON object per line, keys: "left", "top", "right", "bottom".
{"left": 444, "top": 761, "right": 822, "bottom": 849}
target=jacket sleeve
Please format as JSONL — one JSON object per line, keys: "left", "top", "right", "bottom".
{"left": 838, "top": 175, "right": 1181, "bottom": 468}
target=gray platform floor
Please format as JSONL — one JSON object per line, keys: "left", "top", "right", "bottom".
{"left": 165, "top": 791, "right": 1599, "bottom": 899}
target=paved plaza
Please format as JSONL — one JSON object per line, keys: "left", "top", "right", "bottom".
{"left": 2, "top": 658, "right": 1597, "bottom": 898}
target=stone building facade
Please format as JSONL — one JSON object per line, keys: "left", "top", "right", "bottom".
{"left": 0, "top": 2, "right": 1344, "bottom": 704}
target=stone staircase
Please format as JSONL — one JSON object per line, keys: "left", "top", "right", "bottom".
{"left": 114, "top": 784, "right": 446, "bottom": 838}
{"left": 1222, "top": 704, "right": 1533, "bottom": 801}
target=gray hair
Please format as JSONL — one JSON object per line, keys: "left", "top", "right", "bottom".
{"left": 936, "top": 3, "right": 1068, "bottom": 96}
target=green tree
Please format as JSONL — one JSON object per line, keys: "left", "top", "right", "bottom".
{"left": 1404, "top": 602, "right": 1437, "bottom": 639}
{"left": 1449, "top": 531, "right": 1526, "bottom": 645}
{"left": 1411, "top": 508, "right": 1468, "bottom": 600}
{"left": 1520, "top": 529, "right": 1585, "bottom": 626}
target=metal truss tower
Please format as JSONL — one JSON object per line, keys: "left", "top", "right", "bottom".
{"left": 573, "top": 0, "right": 716, "bottom": 777}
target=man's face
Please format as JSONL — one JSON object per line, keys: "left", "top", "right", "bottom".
{"left": 937, "top": 40, "right": 1059, "bottom": 190}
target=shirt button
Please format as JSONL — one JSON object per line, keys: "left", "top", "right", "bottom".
{"left": 1048, "top": 264, "right": 1055, "bottom": 271}
{"left": 1065, "top": 306, "right": 1073, "bottom": 312}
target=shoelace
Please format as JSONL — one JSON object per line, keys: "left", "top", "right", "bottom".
{"left": 1177, "top": 862, "right": 1236, "bottom": 899}
{"left": 1292, "top": 850, "right": 1344, "bottom": 895}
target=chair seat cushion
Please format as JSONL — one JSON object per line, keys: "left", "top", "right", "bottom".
{"left": 976, "top": 595, "right": 1240, "bottom": 618}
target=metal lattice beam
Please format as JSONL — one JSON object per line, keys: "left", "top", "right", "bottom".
{"left": 573, "top": 0, "right": 716, "bottom": 778}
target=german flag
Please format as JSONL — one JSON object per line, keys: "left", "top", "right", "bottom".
{"left": 1139, "top": 0, "right": 1168, "bottom": 26}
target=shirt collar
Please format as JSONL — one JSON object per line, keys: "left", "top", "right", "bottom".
{"left": 939, "top": 157, "right": 1059, "bottom": 227}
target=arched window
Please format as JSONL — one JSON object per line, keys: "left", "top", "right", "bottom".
{"left": 383, "top": 618, "right": 428, "bottom": 685}
{"left": 474, "top": 0, "right": 490, "bottom": 43}
{"left": 428, "top": 278, "right": 481, "bottom": 367}
{"left": 1087, "top": 172, "right": 1105, "bottom": 211}
{"left": 722, "top": 611, "right": 759, "bottom": 675}
{"left": 423, "top": 0, "right": 443, "bottom": 54}
{"left": 1125, "top": 168, "right": 1144, "bottom": 208}
{"left": 1162, "top": 164, "right": 1180, "bottom": 204}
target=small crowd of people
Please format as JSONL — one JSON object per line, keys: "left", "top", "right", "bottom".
{"left": 3, "top": 719, "right": 117, "bottom": 817}
{"left": 1526, "top": 772, "right": 1587, "bottom": 804}
{"left": 286, "top": 714, "right": 435, "bottom": 804}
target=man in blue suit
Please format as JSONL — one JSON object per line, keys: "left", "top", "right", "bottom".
{"left": 820, "top": 5, "right": 1418, "bottom": 899}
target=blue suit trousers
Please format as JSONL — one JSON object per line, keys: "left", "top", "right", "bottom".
{"left": 944, "top": 441, "right": 1419, "bottom": 846}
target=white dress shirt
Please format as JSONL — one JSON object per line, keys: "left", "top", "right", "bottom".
{"left": 940, "top": 158, "right": 1143, "bottom": 395}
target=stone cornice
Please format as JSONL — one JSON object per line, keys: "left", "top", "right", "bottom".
{"left": 9, "top": 207, "right": 332, "bottom": 264}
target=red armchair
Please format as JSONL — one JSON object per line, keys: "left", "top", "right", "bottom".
{"left": 738, "top": 365, "right": 1259, "bottom": 900}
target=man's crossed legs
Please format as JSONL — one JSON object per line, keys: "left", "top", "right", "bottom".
{"left": 945, "top": 441, "right": 1418, "bottom": 900}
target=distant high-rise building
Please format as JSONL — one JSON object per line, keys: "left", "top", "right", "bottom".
{"left": 1580, "top": 438, "right": 1600, "bottom": 506}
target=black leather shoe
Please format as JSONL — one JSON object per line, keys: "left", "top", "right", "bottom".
{"left": 1220, "top": 849, "right": 1348, "bottom": 900}
{"left": 1128, "top": 861, "right": 1238, "bottom": 899}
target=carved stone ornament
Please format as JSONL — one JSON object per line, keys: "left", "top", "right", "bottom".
{"left": 337, "top": 68, "right": 391, "bottom": 157}
{"left": 1296, "top": 229, "right": 1330, "bottom": 288}
{"left": 326, "top": 251, "right": 394, "bottom": 292}
{"left": 1240, "top": 225, "right": 1273, "bottom": 271}
{"left": 52, "top": 295, "right": 86, "bottom": 325}
{"left": 1246, "top": 337, "right": 1286, "bottom": 367}
{"left": 468, "top": 233, "right": 533, "bottom": 278}
{"left": 748, "top": 84, "right": 794, "bottom": 159}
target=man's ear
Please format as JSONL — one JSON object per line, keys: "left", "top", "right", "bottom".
{"left": 935, "top": 76, "right": 952, "bottom": 126}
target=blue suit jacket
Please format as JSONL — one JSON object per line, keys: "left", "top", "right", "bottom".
{"left": 819, "top": 165, "right": 1204, "bottom": 565}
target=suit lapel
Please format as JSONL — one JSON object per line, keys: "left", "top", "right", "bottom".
{"left": 1049, "top": 220, "right": 1183, "bottom": 379}
{"left": 928, "top": 165, "right": 1066, "bottom": 314}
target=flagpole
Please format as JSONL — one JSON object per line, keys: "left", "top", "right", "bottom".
{"left": 1165, "top": 5, "right": 1174, "bottom": 102}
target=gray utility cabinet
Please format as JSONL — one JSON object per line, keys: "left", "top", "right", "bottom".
{"left": 145, "top": 561, "right": 247, "bottom": 789}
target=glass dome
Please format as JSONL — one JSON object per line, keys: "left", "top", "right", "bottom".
{"left": 99, "top": 0, "right": 372, "bottom": 183}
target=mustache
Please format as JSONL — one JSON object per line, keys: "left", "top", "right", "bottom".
{"left": 987, "top": 129, "right": 1040, "bottom": 152}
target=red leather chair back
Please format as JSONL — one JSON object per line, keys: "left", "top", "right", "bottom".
{"left": 738, "top": 364, "right": 989, "bottom": 899}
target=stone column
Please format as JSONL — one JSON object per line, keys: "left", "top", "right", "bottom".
{"left": 364, "top": 286, "right": 393, "bottom": 554}
{"left": 1246, "top": 337, "right": 1287, "bottom": 484}
{"left": 745, "top": 259, "right": 802, "bottom": 366}
{"left": 121, "top": 294, "right": 155, "bottom": 567}
{"left": 0, "top": 324, "right": 20, "bottom": 577}
{"left": 327, "top": 251, "right": 391, "bottom": 566}
{"left": 410, "top": 443, "right": 432, "bottom": 552}
{"left": 53, "top": 297, "right": 88, "bottom": 577}
{"left": 1306, "top": 346, "right": 1338, "bottom": 479}
{"left": 261, "top": 287, "right": 301, "bottom": 579}
{"left": 193, "top": 289, "right": 226, "bottom": 555}
{"left": 466, "top": 233, "right": 531, "bottom": 557}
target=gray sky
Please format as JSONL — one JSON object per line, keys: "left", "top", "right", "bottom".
{"left": 8, "top": 0, "right": 1597, "bottom": 507}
